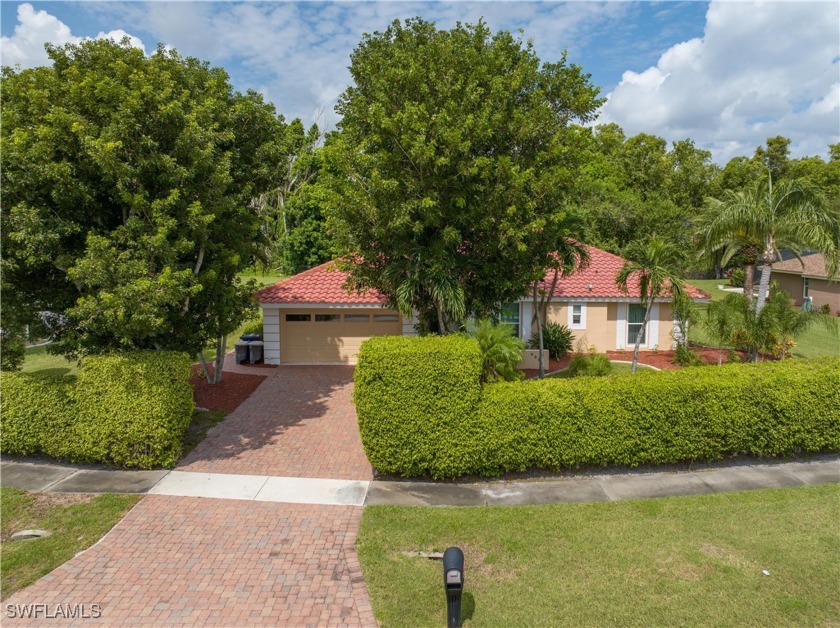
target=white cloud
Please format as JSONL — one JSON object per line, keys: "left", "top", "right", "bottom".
{"left": 1, "top": 3, "right": 145, "bottom": 69}
{"left": 600, "top": 1, "right": 840, "bottom": 162}
{"left": 1, "top": 3, "right": 79, "bottom": 67}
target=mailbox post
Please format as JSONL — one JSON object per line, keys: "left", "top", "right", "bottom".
{"left": 443, "top": 547, "right": 464, "bottom": 628}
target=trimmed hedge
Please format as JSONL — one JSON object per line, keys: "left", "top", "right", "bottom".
{"left": 355, "top": 335, "right": 484, "bottom": 478}
{"left": 355, "top": 336, "right": 840, "bottom": 479}
{"left": 1, "top": 351, "right": 194, "bottom": 468}
{"left": 1, "top": 372, "right": 77, "bottom": 459}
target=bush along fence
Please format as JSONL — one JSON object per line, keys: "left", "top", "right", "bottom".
{"left": 355, "top": 336, "right": 840, "bottom": 479}
{"left": 1, "top": 351, "right": 194, "bottom": 468}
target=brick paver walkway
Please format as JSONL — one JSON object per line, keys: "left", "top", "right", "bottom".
{"left": 179, "top": 366, "right": 373, "bottom": 480}
{"left": 5, "top": 496, "right": 374, "bottom": 627}
{"left": 6, "top": 367, "right": 377, "bottom": 627}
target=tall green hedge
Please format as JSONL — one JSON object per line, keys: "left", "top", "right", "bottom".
{"left": 1, "top": 351, "right": 193, "bottom": 468}
{"left": 1, "top": 372, "right": 77, "bottom": 459}
{"left": 355, "top": 335, "right": 484, "bottom": 477}
{"left": 355, "top": 336, "right": 840, "bottom": 478}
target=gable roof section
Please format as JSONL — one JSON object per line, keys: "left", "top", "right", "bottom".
{"left": 536, "top": 245, "right": 709, "bottom": 300}
{"left": 256, "top": 246, "right": 709, "bottom": 305}
{"left": 255, "top": 261, "right": 387, "bottom": 305}
{"left": 771, "top": 252, "right": 835, "bottom": 279}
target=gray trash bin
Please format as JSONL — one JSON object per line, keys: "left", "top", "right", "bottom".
{"left": 235, "top": 342, "right": 250, "bottom": 364}
{"left": 248, "top": 341, "right": 264, "bottom": 364}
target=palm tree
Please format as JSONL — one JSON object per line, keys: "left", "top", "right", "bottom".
{"left": 616, "top": 236, "right": 686, "bottom": 372}
{"left": 702, "top": 294, "right": 742, "bottom": 365}
{"left": 701, "top": 175, "right": 839, "bottom": 314}
{"left": 471, "top": 318, "right": 526, "bottom": 382}
{"left": 763, "top": 285, "right": 837, "bottom": 359}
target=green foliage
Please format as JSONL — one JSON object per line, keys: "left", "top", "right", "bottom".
{"left": 674, "top": 344, "right": 704, "bottom": 367}
{"left": 1, "top": 40, "right": 286, "bottom": 361}
{"left": 0, "top": 351, "right": 193, "bottom": 468}
{"left": 325, "top": 18, "right": 602, "bottom": 331}
{"left": 820, "top": 303, "right": 832, "bottom": 315}
{"left": 566, "top": 353, "right": 612, "bottom": 376}
{"left": 354, "top": 335, "right": 484, "bottom": 478}
{"left": 530, "top": 322, "right": 574, "bottom": 359}
{"left": 471, "top": 319, "right": 525, "bottom": 382}
{"left": 355, "top": 337, "right": 840, "bottom": 478}
{"left": 0, "top": 372, "right": 76, "bottom": 457}
{"left": 729, "top": 268, "right": 745, "bottom": 287}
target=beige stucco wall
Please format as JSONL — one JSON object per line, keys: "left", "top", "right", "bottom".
{"left": 805, "top": 278, "right": 840, "bottom": 313}
{"left": 771, "top": 272, "right": 806, "bottom": 306}
{"left": 771, "top": 272, "right": 839, "bottom": 313}
{"left": 545, "top": 301, "right": 676, "bottom": 351}
{"left": 658, "top": 302, "right": 675, "bottom": 349}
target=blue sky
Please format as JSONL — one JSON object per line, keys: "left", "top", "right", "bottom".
{"left": 2, "top": 2, "right": 838, "bottom": 163}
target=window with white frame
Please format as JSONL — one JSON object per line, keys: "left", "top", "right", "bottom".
{"left": 803, "top": 277, "right": 810, "bottom": 299}
{"left": 627, "top": 303, "right": 647, "bottom": 345}
{"left": 500, "top": 303, "right": 520, "bottom": 337}
{"left": 567, "top": 303, "right": 586, "bottom": 329}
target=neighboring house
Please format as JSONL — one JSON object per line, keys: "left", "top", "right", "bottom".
{"left": 255, "top": 245, "right": 710, "bottom": 365}
{"left": 770, "top": 252, "right": 839, "bottom": 312}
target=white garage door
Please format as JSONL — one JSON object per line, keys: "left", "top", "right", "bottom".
{"left": 280, "top": 309, "right": 402, "bottom": 364}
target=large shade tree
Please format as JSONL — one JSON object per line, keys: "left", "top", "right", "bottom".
{"left": 323, "top": 18, "right": 603, "bottom": 332}
{"left": 616, "top": 236, "right": 686, "bottom": 372}
{"left": 1, "top": 40, "right": 287, "bottom": 381}
{"left": 700, "top": 175, "right": 839, "bottom": 313}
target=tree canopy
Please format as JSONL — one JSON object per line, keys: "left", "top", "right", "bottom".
{"left": 323, "top": 18, "right": 602, "bottom": 331}
{"left": 1, "top": 39, "right": 286, "bottom": 365}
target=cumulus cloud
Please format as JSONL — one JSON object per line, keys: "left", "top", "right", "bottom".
{"left": 76, "top": 1, "right": 629, "bottom": 130}
{"left": 600, "top": 1, "right": 840, "bottom": 162}
{"left": 1, "top": 3, "right": 145, "bottom": 69}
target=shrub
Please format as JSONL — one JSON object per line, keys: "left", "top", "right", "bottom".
{"left": 0, "top": 372, "right": 76, "bottom": 458}
{"left": 529, "top": 322, "right": 574, "bottom": 359}
{"left": 354, "top": 335, "right": 840, "bottom": 478}
{"left": 819, "top": 303, "right": 831, "bottom": 316}
{"left": 729, "top": 268, "right": 745, "bottom": 287}
{"left": 72, "top": 352, "right": 194, "bottom": 468}
{"left": 0, "top": 351, "right": 193, "bottom": 468}
{"left": 471, "top": 319, "right": 525, "bottom": 382}
{"left": 567, "top": 353, "right": 612, "bottom": 377}
{"left": 674, "top": 344, "right": 704, "bottom": 367}
{"left": 355, "top": 335, "right": 484, "bottom": 477}
{"left": 727, "top": 350, "right": 741, "bottom": 363}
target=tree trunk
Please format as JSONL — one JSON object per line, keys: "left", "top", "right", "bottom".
{"left": 532, "top": 285, "right": 545, "bottom": 378}
{"left": 212, "top": 335, "right": 227, "bottom": 384}
{"left": 755, "top": 240, "right": 776, "bottom": 314}
{"left": 743, "top": 262, "right": 755, "bottom": 304}
{"left": 436, "top": 304, "right": 447, "bottom": 335}
{"left": 718, "top": 347, "right": 723, "bottom": 366}
{"left": 197, "top": 350, "right": 213, "bottom": 384}
{"left": 632, "top": 301, "right": 653, "bottom": 373}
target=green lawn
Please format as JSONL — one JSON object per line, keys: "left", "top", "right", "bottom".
{"left": 1, "top": 488, "right": 140, "bottom": 600}
{"left": 685, "top": 278, "right": 737, "bottom": 301}
{"left": 20, "top": 345, "right": 78, "bottom": 377}
{"left": 357, "top": 485, "right": 840, "bottom": 627}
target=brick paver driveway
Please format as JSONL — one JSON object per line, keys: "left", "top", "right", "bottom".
{"left": 5, "top": 367, "right": 377, "bottom": 627}
{"left": 180, "top": 366, "right": 373, "bottom": 480}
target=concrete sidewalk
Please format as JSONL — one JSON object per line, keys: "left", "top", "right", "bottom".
{"left": 3, "top": 456, "right": 837, "bottom": 506}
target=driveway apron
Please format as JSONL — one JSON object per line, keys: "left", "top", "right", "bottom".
{"left": 5, "top": 366, "right": 377, "bottom": 626}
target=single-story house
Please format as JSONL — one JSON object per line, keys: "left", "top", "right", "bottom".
{"left": 769, "top": 252, "right": 839, "bottom": 313}
{"left": 255, "top": 245, "right": 710, "bottom": 365}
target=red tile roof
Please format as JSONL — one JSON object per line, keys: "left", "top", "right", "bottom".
{"left": 256, "top": 246, "right": 710, "bottom": 304}
{"left": 771, "top": 253, "right": 835, "bottom": 279}
{"left": 255, "top": 261, "right": 387, "bottom": 305}
{"left": 536, "top": 245, "right": 710, "bottom": 300}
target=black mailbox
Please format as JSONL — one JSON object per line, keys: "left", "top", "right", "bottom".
{"left": 443, "top": 547, "right": 464, "bottom": 628}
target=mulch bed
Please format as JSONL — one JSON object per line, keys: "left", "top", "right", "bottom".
{"left": 522, "top": 348, "right": 756, "bottom": 377}
{"left": 191, "top": 365, "right": 268, "bottom": 413}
